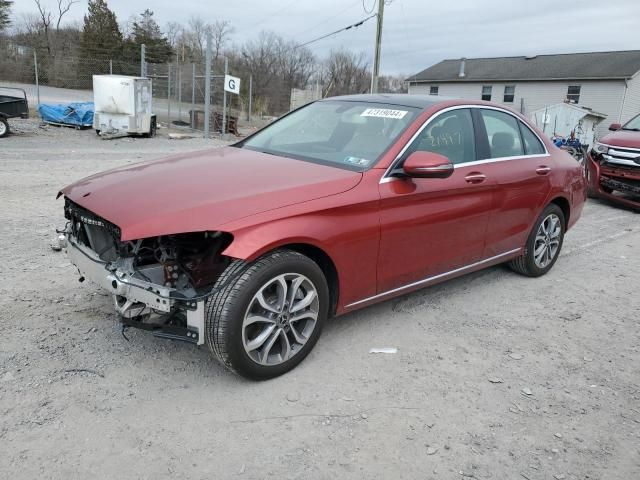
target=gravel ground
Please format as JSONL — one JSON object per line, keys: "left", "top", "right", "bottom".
{"left": 1, "top": 120, "right": 639, "bottom": 480}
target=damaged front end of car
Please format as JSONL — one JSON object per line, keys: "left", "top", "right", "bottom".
{"left": 60, "top": 198, "right": 234, "bottom": 344}
{"left": 588, "top": 142, "right": 640, "bottom": 209}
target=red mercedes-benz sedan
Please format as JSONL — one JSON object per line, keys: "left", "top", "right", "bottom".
{"left": 59, "top": 95, "right": 586, "bottom": 379}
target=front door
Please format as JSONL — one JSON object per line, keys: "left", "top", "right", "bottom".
{"left": 377, "top": 108, "right": 494, "bottom": 294}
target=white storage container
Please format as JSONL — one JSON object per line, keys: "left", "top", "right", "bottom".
{"left": 93, "top": 75, "right": 155, "bottom": 136}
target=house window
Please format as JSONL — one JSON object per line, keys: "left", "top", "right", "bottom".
{"left": 429, "top": 86, "right": 439, "bottom": 95}
{"left": 503, "top": 85, "right": 515, "bottom": 103}
{"left": 481, "top": 85, "right": 492, "bottom": 101}
{"left": 567, "top": 85, "right": 581, "bottom": 104}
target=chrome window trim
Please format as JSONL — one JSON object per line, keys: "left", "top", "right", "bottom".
{"left": 380, "top": 104, "right": 550, "bottom": 184}
{"left": 344, "top": 248, "right": 522, "bottom": 309}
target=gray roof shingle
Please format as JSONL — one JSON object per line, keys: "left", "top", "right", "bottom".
{"left": 407, "top": 50, "right": 640, "bottom": 83}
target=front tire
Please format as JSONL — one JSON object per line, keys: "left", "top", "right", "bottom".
{"left": 509, "top": 204, "right": 565, "bottom": 277}
{"left": 205, "top": 250, "right": 329, "bottom": 380}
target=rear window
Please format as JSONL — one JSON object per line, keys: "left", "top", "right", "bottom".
{"left": 519, "top": 123, "right": 546, "bottom": 155}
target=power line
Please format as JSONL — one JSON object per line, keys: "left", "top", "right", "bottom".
{"left": 292, "top": 0, "right": 361, "bottom": 39}
{"left": 244, "top": 0, "right": 300, "bottom": 31}
{"left": 295, "top": 14, "right": 377, "bottom": 50}
{"left": 362, "top": 0, "right": 376, "bottom": 14}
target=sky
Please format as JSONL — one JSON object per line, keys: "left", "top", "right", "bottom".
{"left": 12, "top": 0, "right": 640, "bottom": 76}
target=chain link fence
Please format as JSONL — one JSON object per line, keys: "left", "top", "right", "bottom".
{"left": 0, "top": 41, "right": 361, "bottom": 137}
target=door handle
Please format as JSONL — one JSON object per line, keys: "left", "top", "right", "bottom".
{"left": 465, "top": 173, "right": 486, "bottom": 183}
{"left": 536, "top": 166, "right": 551, "bottom": 175}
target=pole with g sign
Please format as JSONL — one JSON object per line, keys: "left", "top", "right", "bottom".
{"left": 222, "top": 73, "right": 240, "bottom": 135}
{"left": 224, "top": 75, "right": 241, "bottom": 95}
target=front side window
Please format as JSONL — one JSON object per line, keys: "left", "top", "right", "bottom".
{"left": 405, "top": 109, "right": 476, "bottom": 165}
{"left": 503, "top": 85, "right": 515, "bottom": 103}
{"left": 481, "top": 85, "right": 492, "bottom": 101}
{"left": 566, "top": 85, "right": 581, "bottom": 104}
{"left": 430, "top": 86, "right": 439, "bottom": 95}
{"left": 240, "top": 101, "right": 420, "bottom": 170}
{"left": 519, "top": 122, "right": 546, "bottom": 155}
{"left": 479, "top": 109, "right": 524, "bottom": 158}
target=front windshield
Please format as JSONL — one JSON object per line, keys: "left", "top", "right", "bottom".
{"left": 623, "top": 113, "right": 640, "bottom": 131}
{"left": 239, "top": 100, "right": 421, "bottom": 170}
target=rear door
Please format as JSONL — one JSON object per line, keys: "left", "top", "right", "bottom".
{"left": 377, "top": 108, "right": 495, "bottom": 293}
{"left": 473, "top": 108, "right": 553, "bottom": 256}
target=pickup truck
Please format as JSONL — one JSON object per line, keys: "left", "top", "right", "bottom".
{"left": 587, "top": 113, "right": 640, "bottom": 210}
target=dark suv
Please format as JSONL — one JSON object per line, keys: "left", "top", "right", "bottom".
{"left": 587, "top": 113, "right": 640, "bottom": 210}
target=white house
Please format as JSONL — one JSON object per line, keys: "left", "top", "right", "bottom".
{"left": 406, "top": 50, "right": 640, "bottom": 138}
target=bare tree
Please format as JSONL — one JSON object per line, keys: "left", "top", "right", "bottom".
{"left": 185, "top": 17, "right": 233, "bottom": 62}
{"left": 56, "top": 0, "right": 77, "bottom": 32}
{"left": 211, "top": 19, "right": 233, "bottom": 60}
{"left": 33, "top": 0, "right": 77, "bottom": 54}
{"left": 186, "top": 17, "right": 206, "bottom": 60}
{"left": 322, "top": 49, "right": 370, "bottom": 97}
{"left": 164, "top": 21, "right": 181, "bottom": 47}
{"left": 33, "top": 0, "right": 52, "bottom": 53}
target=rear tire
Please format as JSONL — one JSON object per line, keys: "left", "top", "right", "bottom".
{"left": 0, "top": 117, "right": 9, "bottom": 138}
{"left": 205, "top": 250, "right": 329, "bottom": 380}
{"left": 509, "top": 204, "right": 565, "bottom": 277}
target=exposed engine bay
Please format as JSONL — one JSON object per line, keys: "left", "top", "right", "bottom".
{"left": 62, "top": 198, "right": 234, "bottom": 344}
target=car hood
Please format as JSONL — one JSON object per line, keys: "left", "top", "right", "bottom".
{"left": 61, "top": 146, "right": 362, "bottom": 240}
{"left": 600, "top": 130, "right": 640, "bottom": 149}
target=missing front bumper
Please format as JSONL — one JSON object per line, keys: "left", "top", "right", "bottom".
{"left": 66, "top": 236, "right": 206, "bottom": 345}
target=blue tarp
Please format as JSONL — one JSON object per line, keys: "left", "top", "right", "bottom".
{"left": 38, "top": 102, "right": 94, "bottom": 127}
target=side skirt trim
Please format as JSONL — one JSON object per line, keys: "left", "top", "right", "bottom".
{"left": 344, "top": 248, "right": 522, "bottom": 309}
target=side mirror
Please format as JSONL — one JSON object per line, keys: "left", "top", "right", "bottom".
{"left": 609, "top": 123, "right": 622, "bottom": 131}
{"left": 402, "top": 151, "right": 454, "bottom": 179}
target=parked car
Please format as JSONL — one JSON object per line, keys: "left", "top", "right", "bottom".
{"left": 586, "top": 113, "right": 640, "bottom": 210}
{"left": 0, "top": 87, "right": 29, "bottom": 138}
{"left": 58, "top": 94, "right": 586, "bottom": 379}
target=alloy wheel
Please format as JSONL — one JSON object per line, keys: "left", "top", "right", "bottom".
{"left": 533, "top": 213, "right": 562, "bottom": 269}
{"left": 242, "top": 273, "right": 319, "bottom": 366}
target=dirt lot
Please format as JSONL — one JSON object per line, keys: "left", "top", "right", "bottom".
{"left": 1, "top": 119, "right": 639, "bottom": 479}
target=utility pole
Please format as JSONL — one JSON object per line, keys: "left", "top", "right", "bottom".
{"left": 204, "top": 32, "right": 212, "bottom": 138}
{"left": 371, "top": 0, "right": 385, "bottom": 93}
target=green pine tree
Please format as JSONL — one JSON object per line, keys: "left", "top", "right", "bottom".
{"left": 0, "top": 0, "right": 13, "bottom": 32}
{"left": 124, "top": 9, "right": 173, "bottom": 63}
{"left": 80, "top": 0, "right": 123, "bottom": 59}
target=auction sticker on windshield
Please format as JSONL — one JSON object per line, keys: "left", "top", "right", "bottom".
{"left": 361, "top": 108, "right": 408, "bottom": 119}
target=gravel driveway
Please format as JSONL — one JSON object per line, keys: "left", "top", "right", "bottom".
{"left": 1, "top": 120, "right": 639, "bottom": 479}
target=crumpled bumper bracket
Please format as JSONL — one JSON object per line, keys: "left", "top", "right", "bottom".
{"left": 66, "top": 236, "right": 206, "bottom": 345}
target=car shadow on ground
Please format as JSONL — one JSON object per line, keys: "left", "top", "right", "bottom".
{"left": 87, "top": 264, "right": 508, "bottom": 385}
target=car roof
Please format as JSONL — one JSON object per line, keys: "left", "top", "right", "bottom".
{"left": 320, "top": 94, "right": 454, "bottom": 110}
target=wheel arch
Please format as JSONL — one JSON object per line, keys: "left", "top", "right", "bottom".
{"left": 223, "top": 236, "right": 340, "bottom": 317}
{"left": 281, "top": 243, "right": 339, "bottom": 317}
{"left": 549, "top": 195, "right": 570, "bottom": 229}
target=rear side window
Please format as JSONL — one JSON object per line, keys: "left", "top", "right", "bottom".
{"left": 479, "top": 109, "right": 524, "bottom": 158}
{"left": 406, "top": 109, "right": 476, "bottom": 164}
{"left": 519, "top": 122, "right": 546, "bottom": 155}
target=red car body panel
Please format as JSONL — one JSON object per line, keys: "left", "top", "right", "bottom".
{"left": 61, "top": 97, "right": 586, "bottom": 316}
{"left": 61, "top": 147, "right": 362, "bottom": 241}
{"left": 377, "top": 165, "right": 493, "bottom": 293}
{"left": 587, "top": 129, "right": 640, "bottom": 210}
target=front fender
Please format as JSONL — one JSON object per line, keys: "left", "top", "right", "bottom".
{"left": 220, "top": 176, "right": 382, "bottom": 313}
